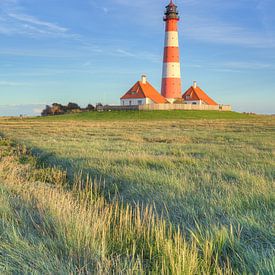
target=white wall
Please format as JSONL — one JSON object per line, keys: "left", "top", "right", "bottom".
{"left": 146, "top": 98, "right": 154, "bottom": 104}
{"left": 139, "top": 104, "right": 223, "bottom": 111}
{"left": 120, "top": 98, "right": 147, "bottom": 106}
{"left": 184, "top": 100, "right": 203, "bottom": 105}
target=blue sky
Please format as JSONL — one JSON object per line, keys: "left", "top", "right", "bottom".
{"left": 0, "top": 0, "right": 275, "bottom": 115}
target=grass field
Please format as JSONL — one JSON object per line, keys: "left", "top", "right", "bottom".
{"left": 0, "top": 111, "right": 274, "bottom": 273}
{"left": 33, "top": 110, "right": 252, "bottom": 121}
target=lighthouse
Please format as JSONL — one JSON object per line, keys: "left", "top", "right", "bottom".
{"left": 161, "top": 1, "right": 182, "bottom": 103}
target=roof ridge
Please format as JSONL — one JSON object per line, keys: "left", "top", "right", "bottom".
{"left": 121, "top": 80, "right": 168, "bottom": 103}
{"left": 138, "top": 81, "right": 147, "bottom": 98}
{"left": 192, "top": 86, "right": 200, "bottom": 98}
{"left": 141, "top": 81, "right": 168, "bottom": 103}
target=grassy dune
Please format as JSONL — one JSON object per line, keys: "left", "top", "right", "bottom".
{"left": 0, "top": 111, "right": 274, "bottom": 273}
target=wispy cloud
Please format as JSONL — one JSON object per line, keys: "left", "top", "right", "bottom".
{"left": 0, "top": 81, "right": 31, "bottom": 86}
{"left": 184, "top": 17, "right": 275, "bottom": 48}
{"left": 256, "top": 0, "right": 275, "bottom": 32}
{"left": 0, "top": 0, "right": 160, "bottom": 63}
{"left": 185, "top": 60, "right": 275, "bottom": 73}
{"left": 114, "top": 48, "right": 160, "bottom": 63}
{"left": 0, "top": 0, "right": 77, "bottom": 38}
{"left": 8, "top": 13, "right": 68, "bottom": 32}
{"left": 0, "top": 104, "right": 45, "bottom": 117}
{"left": 89, "top": 1, "right": 110, "bottom": 14}
{"left": 223, "top": 61, "right": 274, "bottom": 70}
{"left": 180, "top": 0, "right": 275, "bottom": 49}
{"left": 107, "top": 0, "right": 275, "bottom": 49}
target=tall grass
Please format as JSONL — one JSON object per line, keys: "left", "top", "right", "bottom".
{"left": 0, "top": 114, "right": 274, "bottom": 273}
{"left": 0, "top": 139, "right": 239, "bottom": 273}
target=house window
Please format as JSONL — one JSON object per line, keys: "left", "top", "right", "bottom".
{"left": 129, "top": 100, "right": 132, "bottom": 106}
{"left": 138, "top": 100, "right": 143, "bottom": 105}
{"left": 192, "top": 102, "right": 197, "bottom": 105}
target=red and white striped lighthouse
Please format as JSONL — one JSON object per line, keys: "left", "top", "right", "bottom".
{"left": 161, "top": 1, "right": 182, "bottom": 102}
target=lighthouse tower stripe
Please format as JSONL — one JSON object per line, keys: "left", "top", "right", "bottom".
{"left": 162, "top": 63, "right": 181, "bottom": 78}
{"left": 161, "top": 19, "right": 182, "bottom": 100}
{"left": 166, "top": 19, "right": 178, "bottom": 32}
{"left": 161, "top": 78, "right": 182, "bottom": 99}
{"left": 163, "top": 47, "right": 179, "bottom": 62}
{"left": 165, "top": 31, "right": 179, "bottom": 47}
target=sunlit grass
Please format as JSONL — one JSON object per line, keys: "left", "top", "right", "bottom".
{"left": 0, "top": 112, "right": 274, "bottom": 273}
{"left": 0, "top": 141, "right": 237, "bottom": 273}
{"left": 31, "top": 110, "right": 254, "bottom": 121}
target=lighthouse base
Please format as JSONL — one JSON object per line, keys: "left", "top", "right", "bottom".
{"left": 165, "top": 98, "right": 183, "bottom": 104}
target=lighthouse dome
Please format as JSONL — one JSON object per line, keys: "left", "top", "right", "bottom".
{"left": 168, "top": 1, "right": 176, "bottom": 7}
{"left": 164, "top": 1, "right": 179, "bottom": 21}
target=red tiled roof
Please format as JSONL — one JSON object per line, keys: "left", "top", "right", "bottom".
{"left": 182, "top": 86, "right": 218, "bottom": 106}
{"left": 121, "top": 81, "right": 168, "bottom": 104}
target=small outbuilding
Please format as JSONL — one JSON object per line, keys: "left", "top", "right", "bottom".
{"left": 182, "top": 81, "right": 218, "bottom": 106}
{"left": 120, "top": 75, "right": 168, "bottom": 106}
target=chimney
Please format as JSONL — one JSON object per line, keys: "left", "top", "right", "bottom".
{"left": 141, "top": 75, "right": 147, "bottom": 84}
{"left": 193, "top": 81, "right": 197, "bottom": 88}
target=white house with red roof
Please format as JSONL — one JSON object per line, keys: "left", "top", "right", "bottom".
{"left": 182, "top": 81, "right": 218, "bottom": 106}
{"left": 119, "top": 77, "right": 232, "bottom": 110}
{"left": 120, "top": 75, "right": 168, "bottom": 106}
